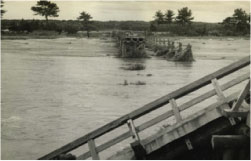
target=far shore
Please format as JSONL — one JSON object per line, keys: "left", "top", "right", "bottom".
{"left": 1, "top": 31, "right": 250, "bottom": 40}
{"left": 1, "top": 35, "right": 250, "bottom": 41}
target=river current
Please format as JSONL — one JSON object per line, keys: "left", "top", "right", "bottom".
{"left": 1, "top": 37, "right": 249, "bottom": 159}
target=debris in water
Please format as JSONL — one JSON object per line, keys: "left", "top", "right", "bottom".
{"left": 123, "top": 80, "right": 128, "bottom": 86}
{"left": 121, "top": 64, "right": 145, "bottom": 71}
{"left": 120, "top": 80, "right": 146, "bottom": 86}
{"left": 130, "top": 81, "right": 146, "bottom": 85}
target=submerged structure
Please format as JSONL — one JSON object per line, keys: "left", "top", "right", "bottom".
{"left": 169, "top": 43, "right": 194, "bottom": 62}
{"left": 162, "top": 42, "right": 194, "bottom": 62}
{"left": 113, "top": 31, "right": 148, "bottom": 58}
{"left": 148, "top": 37, "right": 195, "bottom": 62}
{"left": 39, "top": 56, "right": 250, "bottom": 160}
{"left": 118, "top": 36, "right": 147, "bottom": 58}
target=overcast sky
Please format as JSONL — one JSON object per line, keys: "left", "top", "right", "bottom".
{"left": 2, "top": 1, "right": 250, "bottom": 22}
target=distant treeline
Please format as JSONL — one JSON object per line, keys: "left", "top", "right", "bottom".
{"left": 1, "top": 0, "right": 250, "bottom": 37}
{"left": 151, "top": 22, "right": 230, "bottom": 36}
{"left": 1, "top": 19, "right": 249, "bottom": 36}
{"left": 151, "top": 7, "right": 250, "bottom": 36}
{"left": 1, "top": 19, "right": 149, "bottom": 34}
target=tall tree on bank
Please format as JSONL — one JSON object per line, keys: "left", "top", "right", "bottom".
{"left": 154, "top": 10, "right": 165, "bottom": 24}
{"left": 78, "top": 11, "right": 93, "bottom": 38}
{"left": 1, "top": 0, "right": 6, "bottom": 18}
{"left": 31, "top": 0, "right": 59, "bottom": 23}
{"left": 176, "top": 7, "right": 194, "bottom": 25}
{"left": 233, "top": 8, "right": 250, "bottom": 31}
{"left": 233, "top": 8, "right": 249, "bottom": 22}
{"left": 222, "top": 8, "right": 250, "bottom": 35}
{"left": 165, "top": 10, "right": 174, "bottom": 24}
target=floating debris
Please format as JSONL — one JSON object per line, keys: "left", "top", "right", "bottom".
{"left": 121, "top": 64, "right": 145, "bottom": 71}
{"left": 123, "top": 80, "right": 128, "bottom": 86}
{"left": 120, "top": 80, "right": 146, "bottom": 86}
{"left": 130, "top": 81, "right": 146, "bottom": 85}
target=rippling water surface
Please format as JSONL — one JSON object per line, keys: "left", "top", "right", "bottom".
{"left": 1, "top": 37, "right": 249, "bottom": 159}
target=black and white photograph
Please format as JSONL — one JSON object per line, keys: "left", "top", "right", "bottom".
{"left": 1, "top": 0, "right": 250, "bottom": 160}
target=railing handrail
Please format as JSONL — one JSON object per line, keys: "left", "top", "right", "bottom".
{"left": 39, "top": 56, "right": 250, "bottom": 160}
{"left": 78, "top": 72, "right": 250, "bottom": 160}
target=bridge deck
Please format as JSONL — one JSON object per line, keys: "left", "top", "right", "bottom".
{"left": 108, "top": 91, "right": 244, "bottom": 159}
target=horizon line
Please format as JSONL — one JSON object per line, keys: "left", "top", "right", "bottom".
{"left": 1, "top": 19, "right": 222, "bottom": 23}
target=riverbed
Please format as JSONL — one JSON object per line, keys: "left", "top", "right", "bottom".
{"left": 1, "top": 37, "right": 249, "bottom": 159}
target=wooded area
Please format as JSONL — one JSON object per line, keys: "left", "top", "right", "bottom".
{"left": 1, "top": 0, "right": 250, "bottom": 37}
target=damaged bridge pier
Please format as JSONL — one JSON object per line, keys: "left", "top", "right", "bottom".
{"left": 39, "top": 56, "right": 250, "bottom": 160}
{"left": 118, "top": 35, "right": 147, "bottom": 58}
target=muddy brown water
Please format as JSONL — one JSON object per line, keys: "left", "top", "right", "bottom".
{"left": 1, "top": 37, "right": 249, "bottom": 159}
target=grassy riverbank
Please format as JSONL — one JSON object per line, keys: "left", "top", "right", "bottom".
{"left": 1, "top": 30, "right": 113, "bottom": 40}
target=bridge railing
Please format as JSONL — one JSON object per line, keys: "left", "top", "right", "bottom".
{"left": 39, "top": 56, "right": 250, "bottom": 160}
{"left": 147, "top": 36, "right": 166, "bottom": 46}
{"left": 147, "top": 36, "right": 174, "bottom": 47}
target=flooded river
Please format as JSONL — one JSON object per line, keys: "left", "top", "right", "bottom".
{"left": 1, "top": 37, "right": 249, "bottom": 159}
